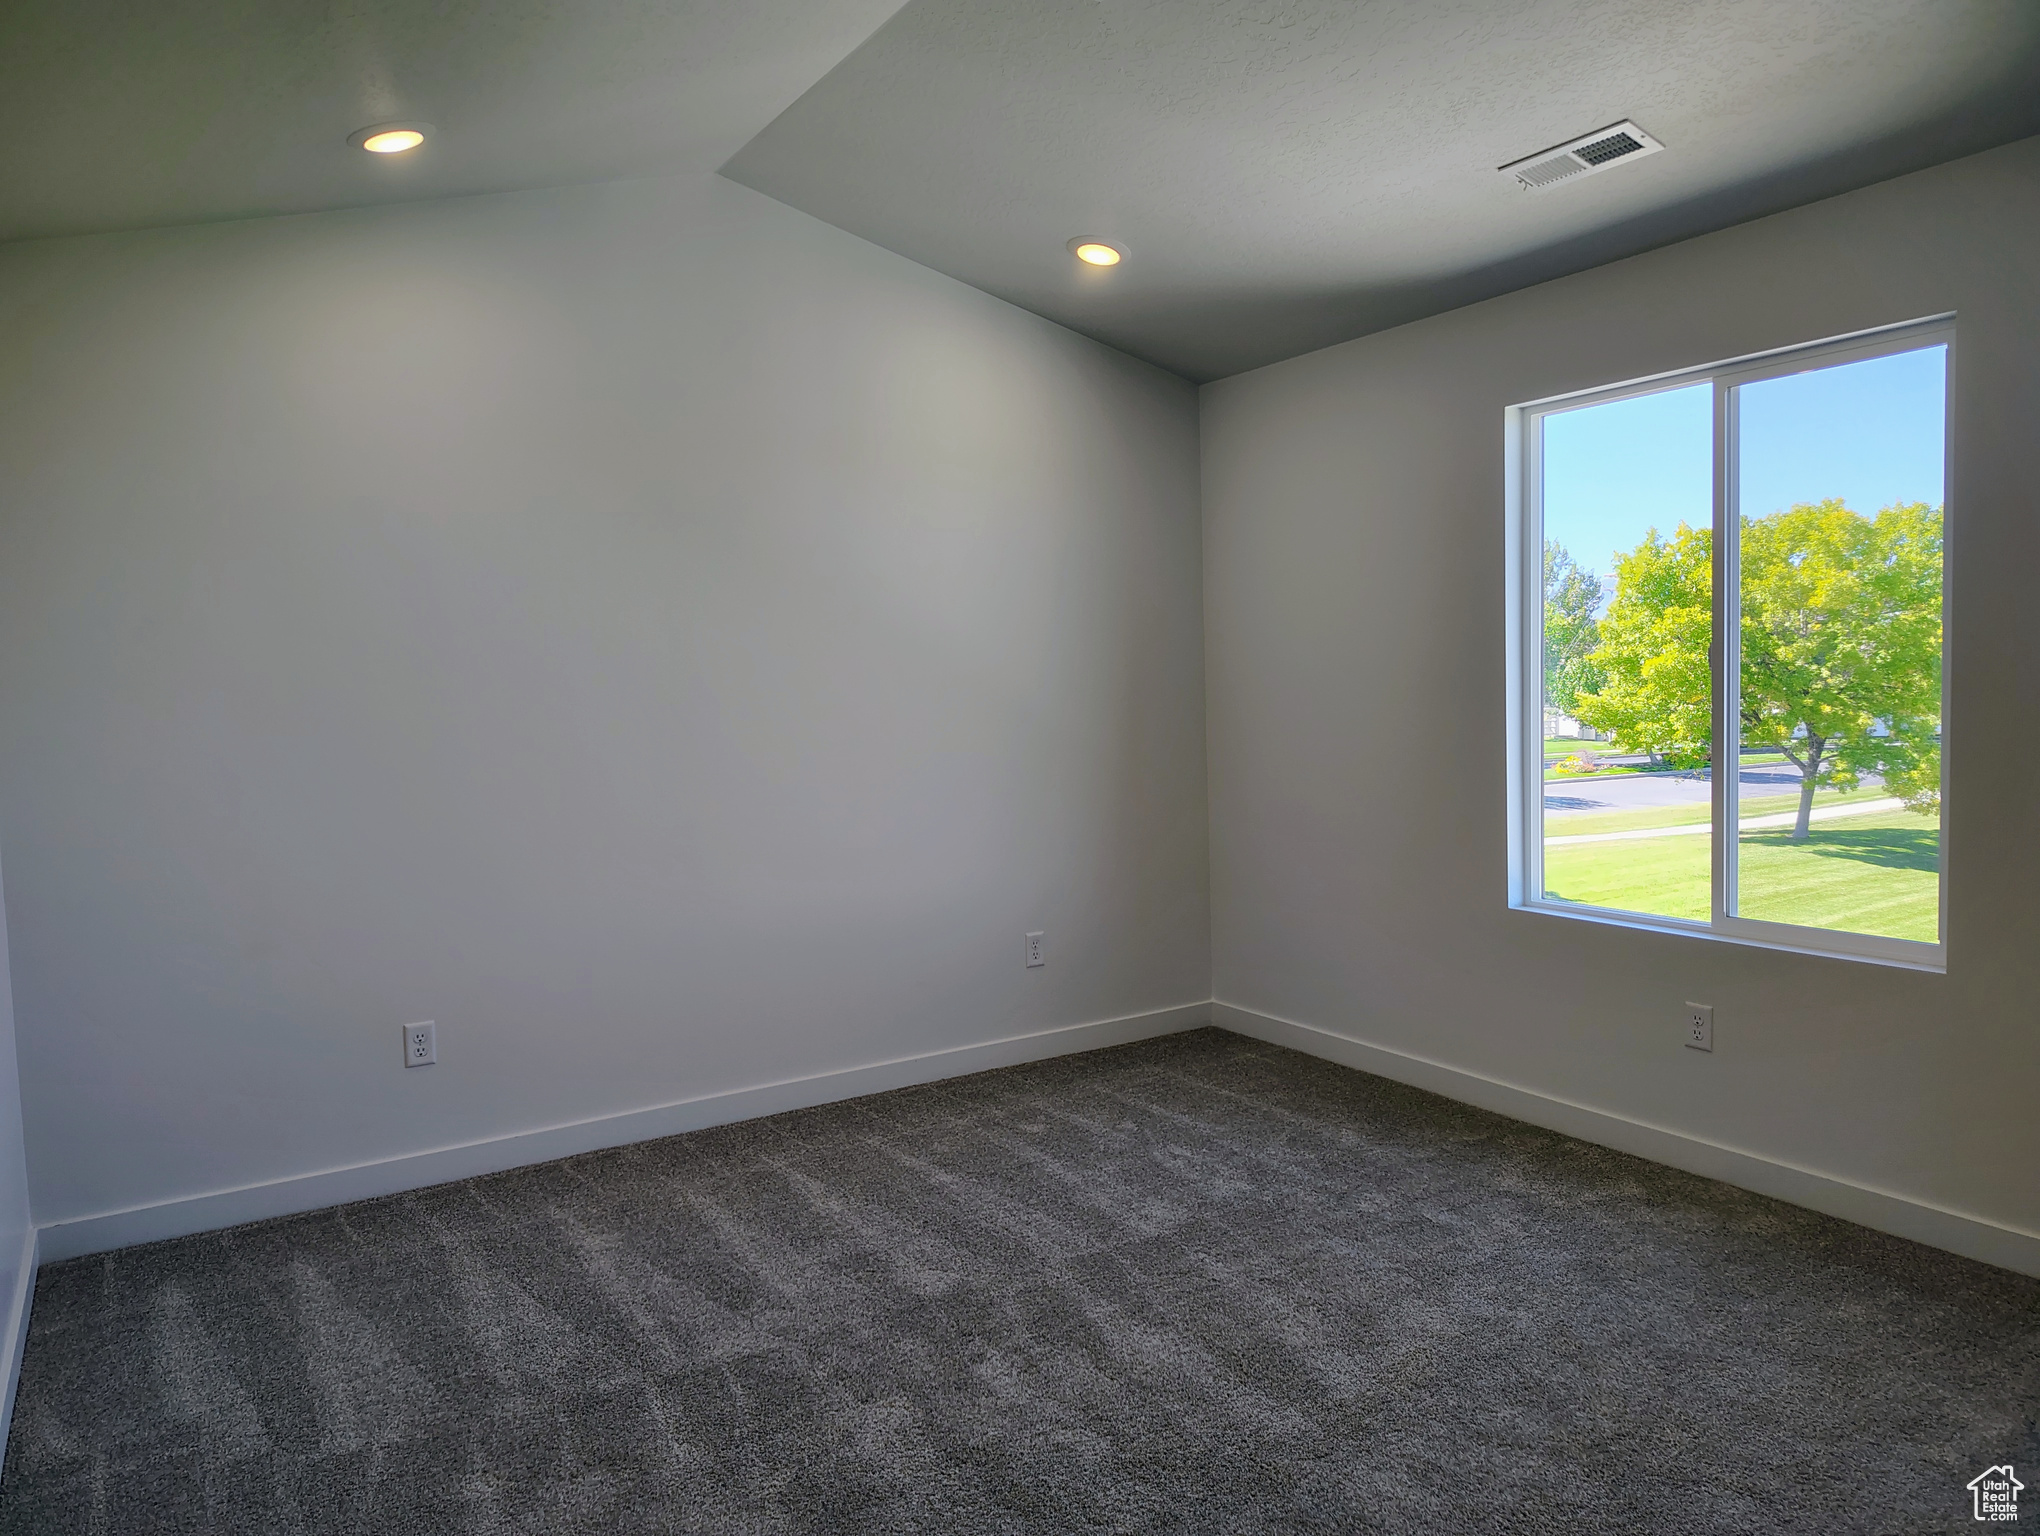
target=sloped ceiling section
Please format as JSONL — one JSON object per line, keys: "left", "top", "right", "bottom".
{"left": 724, "top": 0, "right": 2040, "bottom": 381}
{"left": 0, "top": 0, "right": 910, "bottom": 243}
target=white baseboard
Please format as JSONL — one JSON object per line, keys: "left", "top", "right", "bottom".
{"left": 55, "top": 996, "right": 2022, "bottom": 1279}
{"left": 38, "top": 1001, "right": 1212, "bottom": 1264}
{"left": 0, "top": 1224, "right": 35, "bottom": 1458}
{"left": 1213, "top": 1000, "right": 2040, "bottom": 1279}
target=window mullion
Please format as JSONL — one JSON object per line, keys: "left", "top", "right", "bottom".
{"left": 1534, "top": 414, "right": 1542, "bottom": 905}
{"left": 1712, "top": 378, "right": 1739, "bottom": 929}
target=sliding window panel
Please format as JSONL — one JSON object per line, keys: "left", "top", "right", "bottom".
{"left": 1535, "top": 383, "right": 1714, "bottom": 921}
{"left": 1727, "top": 342, "right": 1948, "bottom": 946}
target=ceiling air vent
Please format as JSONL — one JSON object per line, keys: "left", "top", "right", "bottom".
{"left": 1500, "top": 120, "right": 1664, "bottom": 193}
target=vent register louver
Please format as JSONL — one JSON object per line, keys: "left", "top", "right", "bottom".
{"left": 1499, "top": 120, "right": 1664, "bottom": 192}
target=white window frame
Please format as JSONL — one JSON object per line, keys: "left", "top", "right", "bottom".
{"left": 1507, "top": 316, "right": 1953, "bottom": 971}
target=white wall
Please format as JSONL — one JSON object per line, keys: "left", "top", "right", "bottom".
{"left": 1202, "top": 137, "right": 2040, "bottom": 1254}
{"left": 0, "top": 854, "right": 34, "bottom": 1428}
{"left": 0, "top": 172, "right": 1210, "bottom": 1238}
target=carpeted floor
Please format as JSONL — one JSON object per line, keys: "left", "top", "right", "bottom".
{"left": 2, "top": 1028, "right": 2034, "bottom": 1534}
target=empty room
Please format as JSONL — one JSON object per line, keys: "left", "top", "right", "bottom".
{"left": 0, "top": 0, "right": 2035, "bottom": 1530}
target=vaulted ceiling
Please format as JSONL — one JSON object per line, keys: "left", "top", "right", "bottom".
{"left": 724, "top": 0, "right": 2040, "bottom": 379}
{"left": 6, "top": 0, "right": 2037, "bottom": 381}
{"left": 0, "top": 0, "right": 905, "bottom": 242}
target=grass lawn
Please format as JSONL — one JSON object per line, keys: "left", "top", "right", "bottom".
{"left": 1542, "top": 737, "right": 1792, "bottom": 769}
{"left": 1542, "top": 753, "right": 1792, "bottom": 783}
{"left": 1542, "top": 808, "right": 1940, "bottom": 942}
{"left": 1544, "top": 764, "right": 1652, "bottom": 782}
{"left": 1544, "top": 765, "right": 1651, "bottom": 782}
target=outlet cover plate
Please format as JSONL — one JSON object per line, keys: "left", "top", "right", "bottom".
{"left": 1025, "top": 932, "right": 1045, "bottom": 968}
{"left": 403, "top": 1021, "right": 437, "bottom": 1067}
{"left": 1684, "top": 1003, "right": 1713, "bottom": 1052}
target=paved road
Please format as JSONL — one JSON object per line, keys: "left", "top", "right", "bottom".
{"left": 1544, "top": 765, "right": 1884, "bottom": 817}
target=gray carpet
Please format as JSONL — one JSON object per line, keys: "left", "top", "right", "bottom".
{"left": 2, "top": 1028, "right": 2034, "bottom": 1534}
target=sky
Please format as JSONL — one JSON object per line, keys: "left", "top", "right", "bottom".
{"left": 1541, "top": 345, "right": 1946, "bottom": 596}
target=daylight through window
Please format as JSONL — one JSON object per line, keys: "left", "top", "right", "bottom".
{"left": 1517, "top": 321, "right": 1949, "bottom": 967}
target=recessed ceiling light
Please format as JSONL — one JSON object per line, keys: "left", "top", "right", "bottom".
{"left": 349, "top": 123, "right": 431, "bottom": 155}
{"left": 1068, "top": 239, "right": 1125, "bottom": 267}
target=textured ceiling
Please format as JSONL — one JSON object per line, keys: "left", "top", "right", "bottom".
{"left": 724, "top": 0, "right": 2040, "bottom": 380}
{"left": 0, "top": 0, "right": 908, "bottom": 243}
{"left": 7, "top": 0, "right": 2036, "bottom": 383}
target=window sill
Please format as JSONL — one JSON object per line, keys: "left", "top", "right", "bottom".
{"left": 1510, "top": 898, "right": 1946, "bottom": 973}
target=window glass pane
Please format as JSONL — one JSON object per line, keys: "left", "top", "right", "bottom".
{"left": 1539, "top": 383, "right": 1713, "bottom": 919}
{"left": 1732, "top": 346, "right": 1945, "bottom": 942}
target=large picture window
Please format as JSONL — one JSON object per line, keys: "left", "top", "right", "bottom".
{"left": 1512, "top": 320, "right": 1950, "bottom": 968}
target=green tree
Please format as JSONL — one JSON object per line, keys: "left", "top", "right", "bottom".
{"left": 1573, "top": 502, "right": 1942, "bottom": 840}
{"left": 1572, "top": 523, "right": 1713, "bottom": 770}
{"left": 1739, "top": 499, "right": 1941, "bottom": 838}
{"left": 1542, "top": 541, "right": 1605, "bottom": 716}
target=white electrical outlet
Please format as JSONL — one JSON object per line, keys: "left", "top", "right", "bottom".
{"left": 403, "top": 1021, "right": 437, "bottom": 1067}
{"left": 1025, "top": 932, "right": 1045, "bottom": 968}
{"left": 1684, "top": 1003, "right": 1713, "bottom": 1052}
